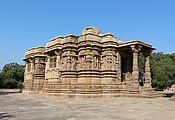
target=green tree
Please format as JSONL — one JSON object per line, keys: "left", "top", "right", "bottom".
{"left": 151, "top": 52, "right": 175, "bottom": 90}
{"left": 0, "top": 62, "right": 24, "bottom": 89}
{"left": 0, "top": 72, "right": 4, "bottom": 88}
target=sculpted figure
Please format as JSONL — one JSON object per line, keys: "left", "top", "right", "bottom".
{"left": 35, "top": 63, "right": 44, "bottom": 74}
{"left": 93, "top": 56, "right": 97, "bottom": 69}
{"left": 62, "top": 57, "right": 66, "bottom": 70}
{"left": 86, "top": 56, "right": 92, "bottom": 70}
{"left": 94, "top": 56, "right": 99, "bottom": 69}
{"left": 39, "top": 63, "right": 45, "bottom": 74}
{"left": 102, "top": 57, "right": 106, "bottom": 70}
{"left": 71, "top": 57, "right": 76, "bottom": 70}
{"left": 111, "top": 56, "right": 116, "bottom": 70}
{"left": 66, "top": 56, "right": 71, "bottom": 70}
{"left": 81, "top": 56, "right": 85, "bottom": 69}
{"left": 107, "top": 55, "right": 112, "bottom": 70}
{"left": 86, "top": 61, "right": 92, "bottom": 70}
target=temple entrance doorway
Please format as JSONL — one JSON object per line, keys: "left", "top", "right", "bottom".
{"left": 121, "top": 57, "right": 127, "bottom": 82}
{"left": 120, "top": 50, "right": 133, "bottom": 84}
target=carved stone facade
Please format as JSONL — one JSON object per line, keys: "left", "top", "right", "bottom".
{"left": 24, "top": 27, "right": 157, "bottom": 98}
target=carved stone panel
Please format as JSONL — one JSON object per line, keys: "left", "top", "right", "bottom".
{"left": 71, "top": 57, "right": 77, "bottom": 70}
{"left": 35, "top": 63, "right": 45, "bottom": 74}
{"left": 85, "top": 55, "right": 92, "bottom": 70}
{"left": 102, "top": 50, "right": 117, "bottom": 71}
{"left": 34, "top": 57, "right": 45, "bottom": 74}
{"left": 62, "top": 50, "right": 77, "bottom": 71}
{"left": 93, "top": 56, "right": 100, "bottom": 69}
{"left": 78, "top": 56, "right": 85, "bottom": 70}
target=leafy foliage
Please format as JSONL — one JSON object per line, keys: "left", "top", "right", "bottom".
{"left": 138, "top": 52, "right": 175, "bottom": 90}
{"left": 0, "top": 62, "right": 24, "bottom": 89}
{"left": 150, "top": 52, "right": 175, "bottom": 90}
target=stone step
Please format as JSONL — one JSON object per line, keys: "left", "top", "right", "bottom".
{"left": 43, "top": 84, "right": 122, "bottom": 86}
{"left": 42, "top": 88, "right": 141, "bottom": 96}
{"left": 42, "top": 84, "right": 122, "bottom": 92}
{"left": 40, "top": 93, "right": 123, "bottom": 98}
{"left": 45, "top": 89, "right": 121, "bottom": 92}
{"left": 39, "top": 92, "right": 144, "bottom": 98}
{"left": 41, "top": 82, "right": 152, "bottom": 97}
{"left": 142, "top": 91, "right": 163, "bottom": 98}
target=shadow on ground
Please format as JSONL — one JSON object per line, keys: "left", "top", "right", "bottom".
{"left": 162, "top": 92, "right": 174, "bottom": 98}
{"left": 0, "top": 112, "right": 15, "bottom": 119}
{"left": 0, "top": 90, "right": 20, "bottom": 95}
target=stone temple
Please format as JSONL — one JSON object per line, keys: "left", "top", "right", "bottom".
{"left": 24, "top": 27, "right": 158, "bottom": 98}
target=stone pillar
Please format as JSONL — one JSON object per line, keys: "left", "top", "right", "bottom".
{"left": 24, "top": 62, "right": 28, "bottom": 90}
{"left": 101, "top": 48, "right": 117, "bottom": 84}
{"left": 45, "top": 56, "right": 49, "bottom": 79}
{"left": 29, "top": 58, "right": 35, "bottom": 90}
{"left": 117, "top": 51, "right": 122, "bottom": 83}
{"left": 33, "top": 57, "right": 46, "bottom": 92}
{"left": 131, "top": 45, "right": 142, "bottom": 88}
{"left": 46, "top": 57, "right": 50, "bottom": 70}
{"left": 54, "top": 50, "right": 61, "bottom": 70}
{"left": 29, "top": 59, "right": 34, "bottom": 73}
{"left": 144, "top": 50, "right": 152, "bottom": 88}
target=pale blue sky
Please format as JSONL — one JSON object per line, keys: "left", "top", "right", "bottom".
{"left": 0, "top": 0, "right": 175, "bottom": 69}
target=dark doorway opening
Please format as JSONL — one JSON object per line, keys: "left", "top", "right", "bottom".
{"left": 121, "top": 57, "right": 127, "bottom": 82}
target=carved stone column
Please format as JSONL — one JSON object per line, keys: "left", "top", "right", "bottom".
{"left": 29, "top": 58, "right": 34, "bottom": 73}
{"left": 117, "top": 51, "right": 122, "bottom": 83}
{"left": 55, "top": 50, "right": 61, "bottom": 69}
{"left": 24, "top": 62, "right": 27, "bottom": 73}
{"left": 45, "top": 56, "right": 50, "bottom": 79}
{"left": 45, "top": 57, "right": 49, "bottom": 70}
{"left": 29, "top": 58, "right": 35, "bottom": 90}
{"left": 131, "top": 45, "right": 142, "bottom": 88}
{"left": 33, "top": 57, "right": 45, "bottom": 92}
{"left": 24, "top": 62, "right": 29, "bottom": 90}
{"left": 144, "top": 50, "right": 152, "bottom": 88}
{"left": 101, "top": 48, "right": 117, "bottom": 84}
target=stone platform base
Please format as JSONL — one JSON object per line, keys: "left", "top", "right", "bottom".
{"left": 26, "top": 88, "right": 162, "bottom": 98}
{"left": 23, "top": 83, "right": 162, "bottom": 98}
{"left": 23, "top": 91, "right": 162, "bottom": 98}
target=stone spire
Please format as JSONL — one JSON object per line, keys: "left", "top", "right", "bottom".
{"left": 82, "top": 27, "right": 102, "bottom": 35}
